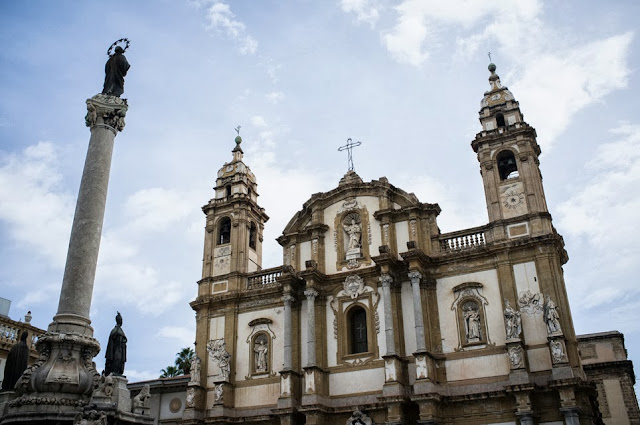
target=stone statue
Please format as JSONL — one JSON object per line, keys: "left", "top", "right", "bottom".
{"left": 253, "top": 336, "right": 268, "bottom": 373}
{"left": 132, "top": 384, "right": 151, "bottom": 410}
{"left": 543, "top": 295, "right": 562, "bottom": 335}
{"left": 207, "top": 338, "right": 231, "bottom": 381}
{"left": 190, "top": 356, "right": 201, "bottom": 385}
{"left": 504, "top": 299, "right": 522, "bottom": 340}
{"left": 102, "top": 46, "right": 130, "bottom": 97}
{"left": 343, "top": 217, "right": 362, "bottom": 251}
{"left": 93, "top": 373, "right": 115, "bottom": 398}
{"left": 1, "top": 330, "right": 29, "bottom": 391}
{"left": 508, "top": 345, "right": 523, "bottom": 368}
{"left": 550, "top": 340, "right": 567, "bottom": 363}
{"left": 463, "top": 306, "right": 481, "bottom": 342}
{"left": 104, "top": 312, "right": 127, "bottom": 376}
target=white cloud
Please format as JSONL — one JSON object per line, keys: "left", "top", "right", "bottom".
{"left": 201, "top": 1, "right": 258, "bottom": 55}
{"left": 124, "top": 187, "right": 194, "bottom": 232}
{"left": 0, "top": 141, "right": 74, "bottom": 266}
{"left": 341, "top": 0, "right": 381, "bottom": 27}
{"left": 159, "top": 326, "right": 197, "bottom": 347}
{"left": 557, "top": 123, "right": 640, "bottom": 307}
{"left": 265, "top": 91, "right": 284, "bottom": 104}
{"left": 250, "top": 115, "right": 267, "bottom": 128}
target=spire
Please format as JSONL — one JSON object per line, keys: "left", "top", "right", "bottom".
{"left": 232, "top": 125, "right": 243, "bottom": 161}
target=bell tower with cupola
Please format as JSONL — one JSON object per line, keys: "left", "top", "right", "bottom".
{"left": 472, "top": 63, "right": 551, "bottom": 241}
{"left": 199, "top": 133, "right": 269, "bottom": 294}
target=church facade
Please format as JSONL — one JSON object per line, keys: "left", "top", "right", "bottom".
{"left": 181, "top": 66, "right": 639, "bottom": 425}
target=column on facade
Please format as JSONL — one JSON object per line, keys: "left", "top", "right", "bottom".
{"left": 379, "top": 274, "right": 396, "bottom": 355}
{"left": 283, "top": 294, "right": 295, "bottom": 370}
{"left": 304, "top": 289, "right": 318, "bottom": 366}
{"left": 408, "top": 270, "right": 426, "bottom": 352}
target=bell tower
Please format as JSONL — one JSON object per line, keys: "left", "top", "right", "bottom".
{"left": 472, "top": 63, "right": 552, "bottom": 240}
{"left": 199, "top": 133, "right": 269, "bottom": 294}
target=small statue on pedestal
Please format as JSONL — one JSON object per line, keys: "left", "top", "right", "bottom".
{"left": 104, "top": 312, "right": 127, "bottom": 376}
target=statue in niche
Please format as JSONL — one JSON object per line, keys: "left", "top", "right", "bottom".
{"left": 104, "top": 312, "right": 127, "bottom": 376}
{"left": 504, "top": 299, "right": 522, "bottom": 340}
{"left": 1, "top": 330, "right": 29, "bottom": 390}
{"left": 543, "top": 295, "right": 562, "bottom": 335}
{"left": 343, "top": 215, "right": 362, "bottom": 251}
{"left": 463, "top": 302, "right": 481, "bottom": 342}
{"left": 253, "top": 334, "right": 269, "bottom": 373}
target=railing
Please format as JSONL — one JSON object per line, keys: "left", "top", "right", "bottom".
{"left": 247, "top": 266, "right": 286, "bottom": 289}
{"left": 439, "top": 226, "right": 488, "bottom": 253}
{"left": 0, "top": 320, "right": 45, "bottom": 349}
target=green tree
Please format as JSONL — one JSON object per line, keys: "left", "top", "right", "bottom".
{"left": 160, "top": 365, "right": 179, "bottom": 378}
{"left": 175, "top": 347, "right": 194, "bottom": 375}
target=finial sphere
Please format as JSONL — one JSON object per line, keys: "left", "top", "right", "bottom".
{"left": 488, "top": 63, "right": 497, "bottom": 73}
{"left": 235, "top": 135, "right": 242, "bottom": 145}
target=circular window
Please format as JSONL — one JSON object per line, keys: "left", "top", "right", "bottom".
{"left": 169, "top": 397, "right": 182, "bottom": 413}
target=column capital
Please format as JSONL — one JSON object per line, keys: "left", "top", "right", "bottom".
{"left": 282, "top": 294, "right": 295, "bottom": 306}
{"left": 379, "top": 274, "right": 393, "bottom": 288}
{"left": 85, "top": 94, "right": 129, "bottom": 133}
{"left": 408, "top": 270, "right": 422, "bottom": 283}
{"left": 304, "top": 288, "right": 319, "bottom": 299}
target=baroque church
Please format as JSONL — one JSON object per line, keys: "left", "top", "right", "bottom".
{"left": 177, "top": 65, "right": 639, "bottom": 425}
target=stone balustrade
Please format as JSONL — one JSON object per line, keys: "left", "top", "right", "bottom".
{"left": 0, "top": 316, "right": 45, "bottom": 352}
{"left": 247, "top": 266, "right": 286, "bottom": 288}
{"left": 439, "top": 226, "right": 487, "bottom": 253}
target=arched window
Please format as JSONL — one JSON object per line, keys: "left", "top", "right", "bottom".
{"left": 218, "top": 217, "right": 231, "bottom": 245}
{"left": 225, "top": 185, "right": 232, "bottom": 198}
{"left": 348, "top": 306, "right": 368, "bottom": 354}
{"left": 249, "top": 222, "right": 257, "bottom": 250}
{"left": 497, "top": 150, "right": 518, "bottom": 180}
{"left": 496, "top": 113, "right": 506, "bottom": 128}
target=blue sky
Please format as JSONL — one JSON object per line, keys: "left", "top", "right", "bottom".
{"left": 1, "top": 0, "right": 639, "bottom": 383}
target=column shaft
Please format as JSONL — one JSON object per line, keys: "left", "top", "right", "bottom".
{"left": 409, "top": 271, "right": 426, "bottom": 352}
{"left": 283, "top": 294, "right": 294, "bottom": 370}
{"left": 380, "top": 275, "right": 396, "bottom": 355}
{"left": 304, "top": 289, "right": 318, "bottom": 366}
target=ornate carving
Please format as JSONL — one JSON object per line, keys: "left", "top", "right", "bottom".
{"left": 382, "top": 223, "right": 389, "bottom": 244}
{"left": 73, "top": 410, "right": 107, "bottom": 425}
{"left": 347, "top": 258, "right": 360, "bottom": 269}
{"left": 185, "top": 387, "right": 196, "bottom": 408}
{"left": 330, "top": 298, "right": 339, "bottom": 339}
{"left": 346, "top": 410, "right": 373, "bottom": 425}
{"left": 374, "top": 311, "right": 380, "bottom": 334}
{"left": 550, "top": 339, "right": 568, "bottom": 364}
{"left": 289, "top": 245, "right": 296, "bottom": 267}
{"left": 367, "top": 222, "right": 372, "bottom": 245}
{"left": 343, "top": 275, "right": 365, "bottom": 299}
{"left": 415, "top": 354, "right": 428, "bottom": 380}
{"left": 518, "top": 290, "right": 543, "bottom": 315}
{"left": 85, "top": 94, "right": 128, "bottom": 132}
{"left": 544, "top": 295, "right": 563, "bottom": 335}
{"left": 93, "top": 373, "right": 114, "bottom": 398}
{"left": 214, "top": 384, "right": 224, "bottom": 404}
{"left": 334, "top": 229, "right": 338, "bottom": 252}
{"left": 206, "top": 338, "right": 231, "bottom": 381}
{"left": 408, "top": 270, "right": 422, "bottom": 284}
{"left": 384, "top": 358, "right": 397, "bottom": 382}
{"left": 504, "top": 299, "right": 522, "bottom": 340}
{"left": 338, "top": 198, "right": 359, "bottom": 213}
{"left": 379, "top": 274, "right": 393, "bottom": 288}
{"left": 312, "top": 238, "right": 318, "bottom": 254}
{"left": 508, "top": 345, "right": 524, "bottom": 369}
{"left": 410, "top": 219, "right": 417, "bottom": 239}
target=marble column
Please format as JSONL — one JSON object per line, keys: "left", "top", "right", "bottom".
{"left": 409, "top": 270, "right": 426, "bottom": 352}
{"left": 304, "top": 289, "right": 318, "bottom": 366}
{"left": 8, "top": 94, "right": 128, "bottom": 411}
{"left": 283, "top": 294, "right": 295, "bottom": 370}
{"left": 52, "top": 94, "right": 128, "bottom": 335}
{"left": 379, "top": 274, "right": 396, "bottom": 355}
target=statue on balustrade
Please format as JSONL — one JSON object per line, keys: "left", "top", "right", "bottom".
{"left": 1, "top": 330, "right": 29, "bottom": 390}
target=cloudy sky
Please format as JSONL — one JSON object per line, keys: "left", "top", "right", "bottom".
{"left": 1, "top": 1, "right": 639, "bottom": 383}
